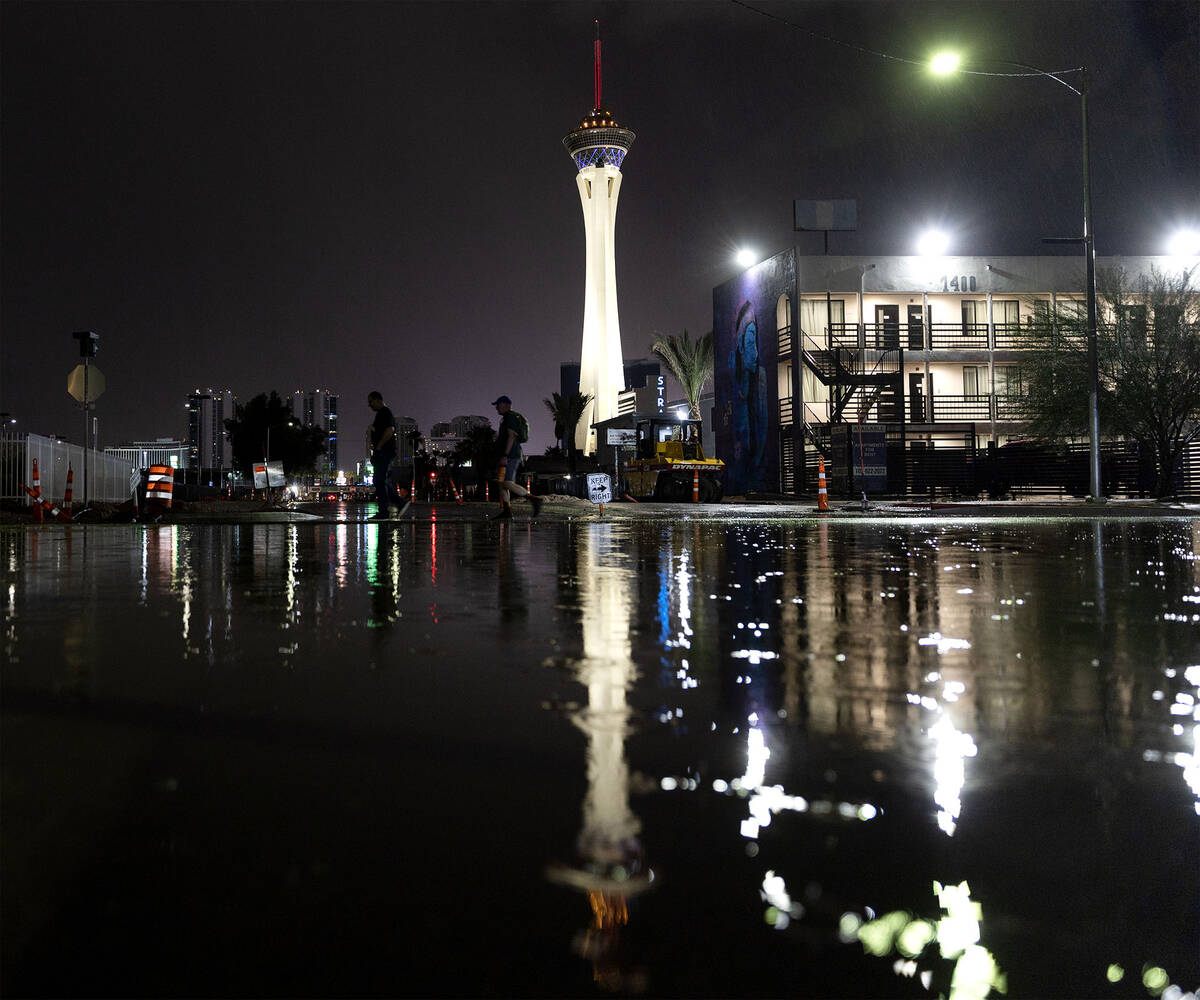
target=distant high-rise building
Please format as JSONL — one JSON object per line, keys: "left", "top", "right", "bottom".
{"left": 563, "top": 21, "right": 635, "bottom": 455}
{"left": 428, "top": 415, "right": 491, "bottom": 457}
{"left": 395, "top": 416, "right": 419, "bottom": 469}
{"left": 450, "top": 414, "right": 491, "bottom": 438}
{"left": 186, "top": 388, "right": 235, "bottom": 480}
{"left": 293, "top": 388, "right": 339, "bottom": 475}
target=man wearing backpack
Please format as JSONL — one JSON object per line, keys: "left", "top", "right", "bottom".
{"left": 492, "top": 394, "right": 542, "bottom": 519}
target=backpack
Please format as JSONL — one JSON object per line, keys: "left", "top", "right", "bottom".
{"left": 512, "top": 411, "right": 530, "bottom": 443}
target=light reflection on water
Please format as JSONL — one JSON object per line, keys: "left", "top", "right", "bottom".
{"left": 1, "top": 517, "right": 1198, "bottom": 997}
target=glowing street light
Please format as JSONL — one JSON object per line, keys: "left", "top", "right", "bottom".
{"left": 736, "top": 248, "right": 757, "bottom": 268}
{"left": 929, "top": 51, "right": 961, "bottom": 76}
{"left": 917, "top": 229, "right": 950, "bottom": 256}
{"left": 1167, "top": 228, "right": 1200, "bottom": 257}
{"left": 928, "top": 50, "right": 1104, "bottom": 502}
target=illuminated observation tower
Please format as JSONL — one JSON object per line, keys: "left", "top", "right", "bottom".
{"left": 562, "top": 22, "right": 635, "bottom": 456}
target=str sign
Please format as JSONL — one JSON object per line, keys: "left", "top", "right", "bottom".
{"left": 67, "top": 364, "right": 105, "bottom": 403}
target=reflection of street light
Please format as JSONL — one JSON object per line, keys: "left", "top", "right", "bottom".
{"left": 930, "top": 52, "right": 1103, "bottom": 501}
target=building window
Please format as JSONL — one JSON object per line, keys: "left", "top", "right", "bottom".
{"left": 799, "top": 299, "right": 845, "bottom": 341}
{"left": 1117, "top": 304, "right": 1148, "bottom": 339}
{"left": 993, "top": 365, "right": 1020, "bottom": 395}
{"left": 993, "top": 299, "right": 1019, "bottom": 325}
{"left": 962, "top": 365, "right": 987, "bottom": 397}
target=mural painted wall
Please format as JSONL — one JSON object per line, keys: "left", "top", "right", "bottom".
{"left": 713, "top": 248, "right": 796, "bottom": 494}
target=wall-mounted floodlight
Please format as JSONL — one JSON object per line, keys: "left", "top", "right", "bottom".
{"left": 916, "top": 229, "right": 950, "bottom": 256}
{"left": 930, "top": 52, "right": 961, "bottom": 75}
{"left": 735, "top": 248, "right": 757, "bottom": 268}
{"left": 1166, "top": 228, "right": 1200, "bottom": 257}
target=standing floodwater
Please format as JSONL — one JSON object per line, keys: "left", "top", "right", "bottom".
{"left": 3, "top": 515, "right": 1198, "bottom": 997}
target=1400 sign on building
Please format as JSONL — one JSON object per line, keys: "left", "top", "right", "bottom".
{"left": 941, "top": 274, "right": 978, "bottom": 292}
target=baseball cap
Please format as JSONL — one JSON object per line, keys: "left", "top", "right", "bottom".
{"left": 492, "top": 395, "right": 512, "bottom": 405}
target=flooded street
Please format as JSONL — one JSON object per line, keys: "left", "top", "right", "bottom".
{"left": 3, "top": 511, "right": 1198, "bottom": 997}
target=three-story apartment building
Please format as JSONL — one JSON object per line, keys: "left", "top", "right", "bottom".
{"left": 713, "top": 251, "right": 1196, "bottom": 496}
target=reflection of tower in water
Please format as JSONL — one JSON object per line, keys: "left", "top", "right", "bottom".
{"left": 547, "top": 524, "right": 651, "bottom": 993}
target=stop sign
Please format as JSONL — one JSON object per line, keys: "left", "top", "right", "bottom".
{"left": 67, "top": 364, "right": 105, "bottom": 403}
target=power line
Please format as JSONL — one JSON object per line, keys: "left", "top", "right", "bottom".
{"left": 729, "top": 0, "right": 1081, "bottom": 81}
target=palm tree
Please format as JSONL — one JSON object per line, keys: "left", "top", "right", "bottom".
{"left": 543, "top": 390, "right": 593, "bottom": 477}
{"left": 650, "top": 329, "right": 714, "bottom": 420}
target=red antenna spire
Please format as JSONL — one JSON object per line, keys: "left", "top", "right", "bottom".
{"left": 593, "top": 19, "right": 602, "bottom": 109}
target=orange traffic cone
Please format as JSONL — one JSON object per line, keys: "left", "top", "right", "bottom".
{"left": 23, "top": 483, "right": 63, "bottom": 521}
{"left": 31, "top": 458, "right": 43, "bottom": 523}
{"left": 63, "top": 464, "right": 74, "bottom": 517}
{"left": 817, "top": 457, "right": 829, "bottom": 512}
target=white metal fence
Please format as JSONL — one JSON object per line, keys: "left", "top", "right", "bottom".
{"left": 0, "top": 432, "right": 135, "bottom": 505}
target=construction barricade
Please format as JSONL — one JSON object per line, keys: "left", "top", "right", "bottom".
{"left": 145, "top": 465, "right": 175, "bottom": 514}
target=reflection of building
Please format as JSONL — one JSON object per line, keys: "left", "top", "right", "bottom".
{"left": 186, "top": 388, "right": 235, "bottom": 484}
{"left": 292, "top": 388, "right": 339, "bottom": 477}
{"left": 713, "top": 252, "right": 1199, "bottom": 495}
{"left": 547, "top": 523, "right": 651, "bottom": 994}
{"left": 105, "top": 438, "right": 189, "bottom": 472}
{"left": 562, "top": 24, "right": 635, "bottom": 456}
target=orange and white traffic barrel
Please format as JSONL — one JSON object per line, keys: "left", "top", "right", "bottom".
{"left": 817, "top": 457, "right": 829, "bottom": 512}
{"left": 145, "top": 465, "right": 175, "bottom": 513}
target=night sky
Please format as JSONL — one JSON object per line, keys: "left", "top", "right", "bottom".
{"left": 2, "top": 0, "right": 1196, "bottom": 463}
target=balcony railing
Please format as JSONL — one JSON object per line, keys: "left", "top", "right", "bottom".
{"left": 930, "top": 323, "right": 989, "bottom": 350}
{"left": 924, "top": 394, "right": 1025, "bottom": 423}
{"left": 929, "top": 394, "right": 992, "bottom": 421}
{"left": 992, "top": 322, "right": 1034, "bottom": 349}
{"left": 806, "top": 393, "right": 1027, "bottom": 426}
{"left": 779, "top": 396, "right": 793, "bottom": 425}
{"left": 994, "top": 395, "right": 1026, "bottom": 420}
{"left": 777, "top": 325, "right": 793, "bottom": 356}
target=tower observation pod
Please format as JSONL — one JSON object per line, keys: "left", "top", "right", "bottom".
{"left": 562, "top": 21, "right": 635, "bottom": 456}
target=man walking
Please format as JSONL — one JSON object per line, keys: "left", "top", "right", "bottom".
{"left": 367, "top": 390, "right": 410, "bottom": 519}
{"left": 492, "top": 394, "right": 542, "bottom": 520}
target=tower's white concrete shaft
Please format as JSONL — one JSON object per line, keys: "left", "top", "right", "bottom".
{"left": 563, "top": 26, "right": 634, "bottom": 456}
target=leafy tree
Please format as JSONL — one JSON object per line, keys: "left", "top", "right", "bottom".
{"left": 650, "top": 329, "right": 714, "bottom": 420}
{"left": 544, "top": 390, "right": 592, "bottom": 477}
{"left": 224, "top": 391, "right": 327, "bottom": 478}
{"left": 1017, "top": 264, "right": 1199, "bottom": 497}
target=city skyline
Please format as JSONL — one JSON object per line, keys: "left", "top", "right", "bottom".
{"left": 2, "top": 1, "right": 1196, "bottom": 460}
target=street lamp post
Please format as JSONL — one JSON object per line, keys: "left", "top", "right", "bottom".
{"left": 932, "top": 55, "right": 1103, "bottom": 500}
